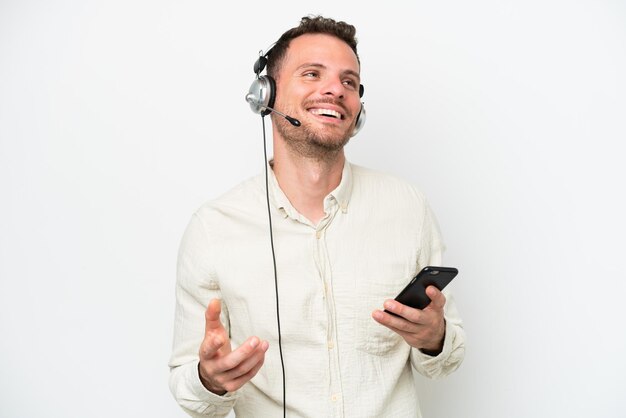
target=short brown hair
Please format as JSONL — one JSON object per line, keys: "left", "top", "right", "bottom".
{"left": 266, "top": 15, "right": 359, "bottom": 79}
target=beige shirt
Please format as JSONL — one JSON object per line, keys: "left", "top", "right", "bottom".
{"left": 169, "top": 162, "right": 465, "bottom": 418}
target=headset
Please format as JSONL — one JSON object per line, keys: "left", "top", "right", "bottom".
{"left": 246, "top": 49, "right": 366, "bottom": 137}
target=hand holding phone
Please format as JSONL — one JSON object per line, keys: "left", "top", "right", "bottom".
{"left": 385, "top": 266, "right": 458, "bottom": 314}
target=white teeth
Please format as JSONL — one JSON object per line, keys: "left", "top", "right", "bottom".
{"left": 310, "top": 108, "right": 342, "bottom": 119}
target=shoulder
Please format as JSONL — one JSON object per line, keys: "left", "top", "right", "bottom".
{"left": 193, "top": 172, "right": 265, "bottom": 224}
{"left": 347, "top": 163, "right": 444, "bottom": 251}
{"left": 349, "top": 163, "right": 427, "bottom": 205}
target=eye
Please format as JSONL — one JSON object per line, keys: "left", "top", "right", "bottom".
{"left": 303, "top": 71, "right": 319, "bottom": 78}
{"left": 342, "top": 79, "right": 357, "bottom": 89}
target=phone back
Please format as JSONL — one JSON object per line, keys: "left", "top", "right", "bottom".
{"left": 394, "top": 266, "right": 458, "bottom": 310}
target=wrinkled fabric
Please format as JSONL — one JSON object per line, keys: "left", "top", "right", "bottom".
{"left": 169, "top": 162, "right": 465, "bottom": 418}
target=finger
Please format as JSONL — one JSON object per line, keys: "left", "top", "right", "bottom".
{"left": 425, "top": 286, "right": 446, "bottom": 311}
{"left": 220, "top": 350, "right": 267, "bottom": 393}
{"left": 205, "top": 299, "right": 224, "bottom": 334}
{"left": 373, "top": 308, "right": 422, "bottom": 333}
{"left": 373, "top": 310, "right": 442, "bottom": 349}
{"left": 382, "top": 300, "right": 424, "bottom": 324}
{"left": 219, "top": 340, "right": 269, "bottom": 381}
{"left": 199, "top": 333, "right": 226, "bottom": 360}
{"left": 215, "top": 336, "right": 263, "bottom": 373}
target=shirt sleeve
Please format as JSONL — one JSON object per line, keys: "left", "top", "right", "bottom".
{"left": 168, "top": 213, "right": 240, "bottom": 417}
{"left": 410, "top": 290, "right": 466, "bottom": 378}
{"left": 409, "top": 201, "right": 466, "bottom": 378}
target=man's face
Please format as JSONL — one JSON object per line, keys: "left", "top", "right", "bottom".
{"left": 272, "top": 33, "right": 362, "bottom": 157}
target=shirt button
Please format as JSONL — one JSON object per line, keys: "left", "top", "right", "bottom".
{"left": 327, "top": 341, "right": 334, "bottom": 349}
{"left": 331, "top": 394, "right": 339, "bottom": 402}
{"left": 316, "top": 230, "right": 323, "bottom": 239}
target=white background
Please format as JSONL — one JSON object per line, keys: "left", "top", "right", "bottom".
{"left": 1, "top": 1, "right": 625, "bottom": 417}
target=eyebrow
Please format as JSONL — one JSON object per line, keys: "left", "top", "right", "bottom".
{"left": 296, "top": 63, "right": 361, "bottom": 81}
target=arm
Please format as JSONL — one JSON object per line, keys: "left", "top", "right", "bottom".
{"left": 408, "top": 289, "right": 465, "bottom": 378}
{"left": 168, "top": 214, "right": 268, "bottom": 417}
{"left": 372, "top": 198, "right": 465, "bottom": 378}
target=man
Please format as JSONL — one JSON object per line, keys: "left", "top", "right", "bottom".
{"left": 169, "top": 16, "right": 465, "bottom": 418}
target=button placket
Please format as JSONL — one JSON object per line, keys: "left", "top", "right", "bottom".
{"left": 317, "top": 212, "right": 345, "bottom": 417}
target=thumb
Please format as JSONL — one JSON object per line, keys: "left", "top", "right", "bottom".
{"left": 200, "top": 333, "right": 226, "bottom": 359}
{"left": 204, "top": 298, "right": 224, "bottom": 334}
{"left": 425, "top": 286, "right": 446, "bottom": 311}
{"left": 200, "top": 299, "right": 229, "bottom": 359}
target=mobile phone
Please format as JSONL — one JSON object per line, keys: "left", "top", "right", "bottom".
{"left": 385, "top": 266, "right": 458, "bottom": 313}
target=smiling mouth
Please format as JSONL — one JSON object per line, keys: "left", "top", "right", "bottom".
{"left": 308, "top": 108, "right": 344, "bottom": 120}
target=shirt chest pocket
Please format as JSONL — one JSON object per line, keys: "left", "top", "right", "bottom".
{"left": 353, "top": 274, "right": 408, "bottom": 356}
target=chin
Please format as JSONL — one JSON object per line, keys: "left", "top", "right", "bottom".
{"left": 309, "top": 134, "right": 351, "bottom": 151}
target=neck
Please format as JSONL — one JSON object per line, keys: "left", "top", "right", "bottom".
{"left": 272, "top": 137, "right": 345, "bottom": 225}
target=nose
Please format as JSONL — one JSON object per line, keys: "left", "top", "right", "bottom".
{"left": 321, "top": 76, "right": 344, "bottom": 99}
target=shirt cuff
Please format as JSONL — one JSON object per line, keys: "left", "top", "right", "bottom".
{"left": 410, "top": 318, "right": 457, "bottom": 378}
{"left": 178, "top": 360, "right": 241, "bottom": 416}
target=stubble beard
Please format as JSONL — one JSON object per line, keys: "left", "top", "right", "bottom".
{"left": 273, "top": 109, "right": 353, "bottom": 162}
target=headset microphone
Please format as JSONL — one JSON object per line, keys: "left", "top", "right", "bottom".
{"left": 245, "top": 94, "right": 301, "bottom": 126}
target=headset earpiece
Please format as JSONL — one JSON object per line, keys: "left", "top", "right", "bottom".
{"left": 247, "top": 75, "right": 276, "bottom": 116}
{"left": 247, "top": 51, "right": 277, "bottom": 116}
{"left": 352, "top": 103, "right": 366, "bottom": 137}
{"left": 349, "top": 84, "right": 366, "bottom": 136}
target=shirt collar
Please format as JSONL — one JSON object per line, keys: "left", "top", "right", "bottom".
{"left": 330, "top": 160, "right": 352, "bottom": 214}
